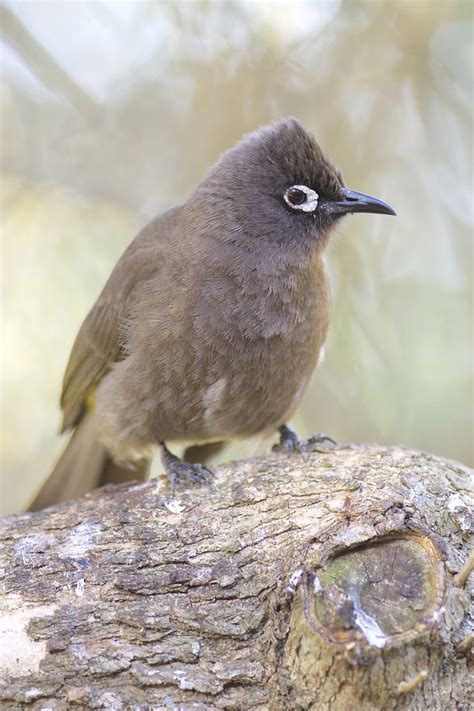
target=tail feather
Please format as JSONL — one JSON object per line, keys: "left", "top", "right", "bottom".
{"left": 28, "top": 412, "right": 150, "bottom": 512}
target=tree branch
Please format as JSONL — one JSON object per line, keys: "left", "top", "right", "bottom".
{"left": 1, "top": 445, "right": 472, "bottom": 709}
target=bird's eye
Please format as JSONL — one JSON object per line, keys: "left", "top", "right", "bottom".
{"left": 283, "top": 184, "right": 319, "bottom": 213}
{"left": 287, "top": 188, "right": 306, "bottom": 205}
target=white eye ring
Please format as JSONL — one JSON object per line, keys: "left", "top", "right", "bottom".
{"left": 284, "top": 184, "right": 319, "bottom": 212}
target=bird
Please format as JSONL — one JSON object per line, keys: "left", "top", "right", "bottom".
{"left": 28, "top": 118, "right": 395, "bottom": 511}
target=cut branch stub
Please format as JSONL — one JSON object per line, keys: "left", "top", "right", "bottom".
{"left": 304, "top": 530, "right": 445, "bottom": 650}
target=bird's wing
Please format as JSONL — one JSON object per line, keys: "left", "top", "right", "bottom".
{"left": 60, "top": 294, "right": 125, "bottom": 431}
{"left": 60, "top": 220, "right": 166, "bottom": 432}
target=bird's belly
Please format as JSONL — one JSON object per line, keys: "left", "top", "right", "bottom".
{"left": 188, "top": 336, "right": 322, "bottom": 441}
{"left": 202, "top": 375, "right": 310, "bottom": 439}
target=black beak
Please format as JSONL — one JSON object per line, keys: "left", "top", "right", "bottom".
{"left": 322, "top": 188, "right": 396, "bottom": 217}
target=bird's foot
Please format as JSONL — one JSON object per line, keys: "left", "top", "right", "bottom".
{"left": 160, "top": 443, "right": 214, "bottom": 492}
{"left": 273, "top": 424, "right": 337, "bottom": 455}
{"left": 304, "top": 432, "right": 338, "bottom": 453}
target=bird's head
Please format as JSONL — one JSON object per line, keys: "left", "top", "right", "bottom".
{"left": 193, "top": 117, "right": 395, "bottom": 256}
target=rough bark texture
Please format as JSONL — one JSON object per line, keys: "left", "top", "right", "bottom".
{"left": 0, "top": 445, "right": 472, "bottom": 710}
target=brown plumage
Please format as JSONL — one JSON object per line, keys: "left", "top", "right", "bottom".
{"left": 29, "top": 118, "right": 395, "bottom": 511}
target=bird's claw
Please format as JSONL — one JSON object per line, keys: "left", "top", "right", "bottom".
{"left": 160, "top": 444, "right": 214, "bottom": 492}
{"left": 273, "top": 425, "right": 337, "bottom": 455}
{"left": 304, "top": 432, "right": 337, "bottom": 453}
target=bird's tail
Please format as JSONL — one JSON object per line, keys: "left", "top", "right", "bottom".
{"left": 28, "top": 411, "right": 150, "bottom": 511}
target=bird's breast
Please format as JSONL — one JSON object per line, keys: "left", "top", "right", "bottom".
{"left": 192, "top": 257, "right": 331, "bottom": 438}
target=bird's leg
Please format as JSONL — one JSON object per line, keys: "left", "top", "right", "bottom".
{"left": 273, "top": 424, "right": 337, "bottom": 455}
{"left": 274, "top": 424, "right": 302, "bottom": 453}
{"left": 160, "top": 443, "right": 214, "bottom": 492}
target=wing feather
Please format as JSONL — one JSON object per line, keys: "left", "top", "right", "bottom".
{"left": 59, "top": 218, "right": 167, "bottom": 432}
{"left": 60, "top": 300, "right": 122, "bottom": 430}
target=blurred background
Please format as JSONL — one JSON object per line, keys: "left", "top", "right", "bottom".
{"left": 1, "top": 0, "right": 472, "bottom": 514}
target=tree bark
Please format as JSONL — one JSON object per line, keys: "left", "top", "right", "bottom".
{"left": 0, "top": 445, "right": 472, "bottom": 710}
